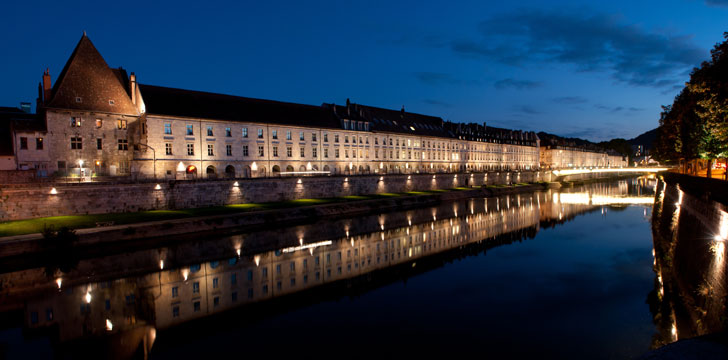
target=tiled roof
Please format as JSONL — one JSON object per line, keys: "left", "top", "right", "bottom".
{"left": 139, "top": 84, "right": 342, "bottom": 129}
{"left": 46, "top": 34, "right": 137, "bottom": 115}
{"left": 328, "top": 101, "right": 453, "bottom": 138}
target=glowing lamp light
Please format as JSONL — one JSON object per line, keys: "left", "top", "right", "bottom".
{"left": 106, "top": 319, "right": 113, "bottom": 331}
{"left": 297, "top": 178, "right": 302, "bottom": 184}
{"left": 159, "top": 260, "right": 164, "bottom": 270}
{"left": 50, "top": 187, "right": 58, "bottom": 195}
{"left": 182, "top": 269, "right": 189, "bottom": 281}
{"left": 432, "top": 175, "right": 436, "bottom": 179}
{"left": 55, "top": 278, "right": 62, "bottom": 289}
{"left": 254, "top": 255, "right": 261, "bottom": 266}
{"left": 306, "top": 162, "right": 312, "bottom": 171}
{"left": 154, "top": 184, "right": 161, "bottom": 190}
{"left": 251, "top": 162, "right": 258, "bottom": 171}
{"left": 236, "top": 248, "right": 241, "bottom": 256}
{"left": 233, "top": 181, "right": 239, "bottom": 187}
{"left": 85, "top": 292, "right": 92, "bottom": 304}
{"left": 344, "top": 177, "right": 348, "bottom": 182}
{"left": 78, "top": 159, "right": 84, "bottom": 167}
{"left": 349, "top": 162, "right": 353, "bottom": 170}
{"left": 379, "top": 176, "right": 384, "bottom": 181}
{"left": 177, "top": 162, "right": 185, "bottom": 172}
{"left": 407, "top": 175, "right": 411, "bottom": 180}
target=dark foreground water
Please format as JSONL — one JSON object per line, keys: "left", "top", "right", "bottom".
{"left": 0, "top": 178, "right": 667, "bottom": 359}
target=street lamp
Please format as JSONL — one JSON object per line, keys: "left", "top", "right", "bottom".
{"left": 78, "top": 159, "right": 84, "bottom": 183}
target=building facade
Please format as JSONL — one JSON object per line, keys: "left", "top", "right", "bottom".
{"left": 19, "top": 34, "right": 622, "bottom": 180}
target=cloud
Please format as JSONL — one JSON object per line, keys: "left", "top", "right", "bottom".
{"left": 494, "top": 78, "right": 542, "bottom": 90}
{"left": 512, "top": 105, "right": 542, "bottom": 115}
{"left": 414, "top": 72, "right": 478, "bottom": 86}
{"left": 552, "top": 96, "right": 589, "bottom": 104}
{"left": 706, "top": 0, "right": 728, "bottom": 7}
{"left": 449, "top": 9, "right": 704, "bottom": 88}
{"left": 594, "top": 104, "right": 644, "bottom": 113}
{"left": 422, "top": 99, "right": 453, "bottom": 108}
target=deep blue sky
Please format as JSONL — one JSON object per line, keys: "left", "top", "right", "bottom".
{"left": 1, "top": 1, "right": 726, "bottom": 141}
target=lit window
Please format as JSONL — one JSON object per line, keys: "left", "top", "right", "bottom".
{"left": 36, "top": 137, "right": 43, "bottom": 150}
{"left": 96, "top": 119, "right": 103, "bottom": 128}
{"left": 117, "top": 120, "right": 127, "bottom": 130}
{"left": 70, "top": 117, "right": 81, "bottom": 127}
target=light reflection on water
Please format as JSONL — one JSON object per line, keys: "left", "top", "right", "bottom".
{"left": 0, "top": 178, "right": 662, "bottom": 359}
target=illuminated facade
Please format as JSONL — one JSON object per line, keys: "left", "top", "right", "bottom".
{"left": 539, "top": 145, "right": 627, "bottom": 169}
{"left": 34, "top": 34, "right": 541, "bottom": 179}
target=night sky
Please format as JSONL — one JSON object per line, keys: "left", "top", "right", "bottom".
{"left": 1, "top": 1, "right": 726, "bottom": 141}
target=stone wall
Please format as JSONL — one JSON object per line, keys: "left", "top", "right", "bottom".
{"left": 0, "top": 170, "right": 553, "bottom": 221}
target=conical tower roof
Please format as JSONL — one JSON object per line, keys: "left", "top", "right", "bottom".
{"left": 47, "top": 33, "right": 137, "bottom": 115}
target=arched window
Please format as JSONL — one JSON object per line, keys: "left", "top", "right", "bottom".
{"left": 206, "top": 165, "right": 216, "bottom": 174}
{"left": 286, "top": 165, "right": 294, "bottom": 172}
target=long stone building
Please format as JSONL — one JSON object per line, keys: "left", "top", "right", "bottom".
{"left": 5, "top": 34, "right": 626, "bottom": 180}
{"left": 13, "top": 34, "right": 542, "bottom": 180}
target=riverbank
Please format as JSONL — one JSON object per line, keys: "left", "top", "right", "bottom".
{"left": 0, "top": 182, "right": 552, "bottom": 259}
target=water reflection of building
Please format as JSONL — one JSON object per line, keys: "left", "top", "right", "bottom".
{"left": 650, "top": 177, "right": 728, "bottom": 349}
{"left": 4, "top": 179, "right": 655, "bottom": 355}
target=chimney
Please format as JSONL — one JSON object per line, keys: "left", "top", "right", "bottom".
{"left": 20, "top": 102, "right": 31, "bottom": 113}
{"left": 42, "top": 69, "right": 52, "bottom": 105}
{"left": 130, "top": 72, "right": 137, "bottom": 105}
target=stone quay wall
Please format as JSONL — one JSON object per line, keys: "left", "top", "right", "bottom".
{"left": 0, "top": 170, "right": 554, "bottom": 221}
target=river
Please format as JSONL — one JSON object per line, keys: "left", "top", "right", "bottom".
{"left": 0, "top": 177, "right": 671, "bottom": 359}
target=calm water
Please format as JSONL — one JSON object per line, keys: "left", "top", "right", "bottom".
{"left": 0, "top": 178, "right": 662, "bottom": 359}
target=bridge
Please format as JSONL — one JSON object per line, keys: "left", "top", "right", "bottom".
{"left": 551, "top": 167, "right": 669, "bottom": 177}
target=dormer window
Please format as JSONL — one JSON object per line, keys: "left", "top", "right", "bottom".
{"left": 109, "top": 100, "right": 115, "bottom": 105}
{"left": 75, "top": 97, "right": 82, "bottom": 103}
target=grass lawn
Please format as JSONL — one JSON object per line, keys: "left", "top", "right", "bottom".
{"left": 0, "top": 187, "right": 478, "bottom": 237}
